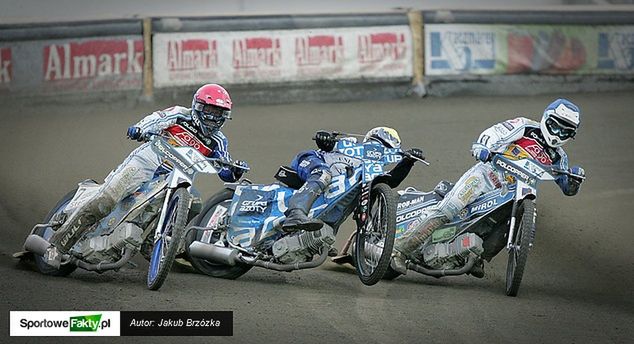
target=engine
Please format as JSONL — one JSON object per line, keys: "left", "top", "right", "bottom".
{"left": 76, "top": 222, "right": 144, "bottom": 264}
{"left": 422, "top": 233, "right": 484, "bottom": 270}
{"left": 272, "top": 225, "right": 335, "bottom": 264}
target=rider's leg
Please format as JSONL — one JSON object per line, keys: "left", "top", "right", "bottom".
{"left": 391, "top": 162, "right": 502, "bottom": 273}
{"left": 50, "top": 145, "right": 159, "bottom": 252}
{"left": 282, "top": 168, "right": 332, "bottom": 232}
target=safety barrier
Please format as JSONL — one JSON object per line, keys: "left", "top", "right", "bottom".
{"left": 1, "top": 10, "right": 633, "bottom": 99}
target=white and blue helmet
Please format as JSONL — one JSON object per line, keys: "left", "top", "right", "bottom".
{"left": 541, "top": 98, "right": 581, "bottom": 148}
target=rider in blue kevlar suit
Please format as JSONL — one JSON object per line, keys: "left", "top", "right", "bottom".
{"left": 282, "top": 127, "right": 425, "bottom": 232}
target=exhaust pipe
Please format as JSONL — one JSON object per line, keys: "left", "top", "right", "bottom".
{"left": 407, "top": 255, "right": 477, "bottom": 277}
{"left": 24, "top": 235, "right": 52, "bottom": 256}
{"left": 189, "top": 241, "right": 239, "bottom": 266}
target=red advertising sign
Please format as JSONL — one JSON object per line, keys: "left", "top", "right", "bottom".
{"left": 166, "top": 39, "right": 218, "bottom": 80}
{"left": 152, "top": 26, "right": 412, "bottom": 86}
{"left": 232, "top": 36, "right": 282, "bottom": 79}
{"left": 295, "top": 35, "right": 344, "bottom": 76}
{"left": 232, "top": 37, "right": 282, "bottom": 69}
{"left": 0, "top": 47, "right": 11, "bottom": 85}
{"left": 168, "top": 39, "right": 217, "bottom": 71}
{"left": 42, "top": 38, "right": 143, "bottom": 89}
{"left": 358, "top": 32, "right": 407, "bottom": 64}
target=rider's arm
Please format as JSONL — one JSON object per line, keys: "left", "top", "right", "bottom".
{"left": 472, "top": 117, "right": 531, "bottom": 154}
{"left": 134, "top": 106, "right": 189, "bottom": 135}
{"left": 553, "top": 149, "right": 580, "bottom": 196}
{"left": 383, "top": 158, "right": 415, "bottom": 188}
{"left": 210, "top": 131, "right": 239, "bottom": 183}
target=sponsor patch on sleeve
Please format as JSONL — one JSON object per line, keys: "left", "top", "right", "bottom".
{"left": 502, "top": 121, "right": 514, "bottom": 130}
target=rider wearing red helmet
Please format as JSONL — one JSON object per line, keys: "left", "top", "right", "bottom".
{"left": 50, "top": 84, "right": 248, "bottom": 253}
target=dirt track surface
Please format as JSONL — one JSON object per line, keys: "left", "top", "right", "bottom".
{"left": 1, "top": 92, "right": 633, "bottom": 343}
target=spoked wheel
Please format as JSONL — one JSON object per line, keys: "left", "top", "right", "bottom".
{"left": 32, "top": 189, "right": 78, "bottom": 277}
{"left": 505, "top": 200, "right": 536, "bottom": 297}
{"left": 147, "top": 188, "right": 191, "bottom": 290}
{"left": 185, "top": 189, "right": 252, "bottom": 279}
{"left": 354, "top": 183, "right": 397, "bottom": 286}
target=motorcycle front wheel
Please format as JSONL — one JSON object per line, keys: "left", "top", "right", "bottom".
{"left": 505, "top": 199, "right": 536, "bottom": 297}
{"left": 354, "top": 183, "right": 397, "bottom": 286}
{"left": 147, "top": 187, "right": 190, "bottom": 290}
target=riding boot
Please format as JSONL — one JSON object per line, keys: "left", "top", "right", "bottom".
{"left": 282, "top": 182, "right": 324, "bottom": 232}
{"left": 49, "top": 194, "right": 115, "bottom": 253}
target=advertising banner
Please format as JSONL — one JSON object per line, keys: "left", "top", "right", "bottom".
{"left": 427, "top": 25, "right": 499, "bottom": 75}
{"left": 0, "top": 46, "right": 12, "bottom": 88}
{"left": 425, "top": 24, "right": 634, "bottom": 76}
{"left": 153, "top": 26, "right": 413, "bottom": 87}
{"left": 0, "top": 35, "right": 143, "bottom": 95}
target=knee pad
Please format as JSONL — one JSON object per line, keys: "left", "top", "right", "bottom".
{"left": 308, "top": 169, "right": 332, "bottom": 190}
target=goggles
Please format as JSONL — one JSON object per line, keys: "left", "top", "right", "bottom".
{"left": 193, "top": 102, "right": 230, "bottom": 118}
{"left": 546, "top": 117, "right": 576, "bottom": 140}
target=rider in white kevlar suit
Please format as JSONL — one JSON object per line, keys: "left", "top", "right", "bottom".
{"left": 50, "top": 84, "right": 247, "bottom": 253}
{"left": 391, "top": 99, "right": 586, "bottom": 275}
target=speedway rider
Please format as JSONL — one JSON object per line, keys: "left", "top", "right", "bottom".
{"left": 391, "top": 99, "right": 586, "bottom": 276}
{"left": 282, "top": 127, "right": 425, "bottom": 232}
{"left": 50, "top": 84, "right": 248, "bottom": 253}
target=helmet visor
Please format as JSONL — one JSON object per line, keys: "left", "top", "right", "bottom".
{"left": 546, "top": 117, "right": 576, "bottom": 140}
{"left": 193, "top": 102, "right": 231, "bottom": 131}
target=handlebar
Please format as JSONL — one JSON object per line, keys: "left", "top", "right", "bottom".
{"left": 145, "top": 131, "right": 250, "bottom": 171}
{"left": 312, "top": 130, "right": 431, "bottom": 166}
{"left": 491, "top": 152, "right": 585, "bottom": 181}
{"left": 399, "top": 151, "right": 430, "bottom": 166}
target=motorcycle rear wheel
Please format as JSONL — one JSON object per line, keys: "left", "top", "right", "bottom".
{"left": 355, "top": 183, "right": 397, "bottom": 286}
{"left": 147, "top": 187, "right": 190, "bottom": 290}
{"left": 505, "top": 200, "right": 536, "bottom": 297}
{"left": 185, "top": 189, "right": 252, "bottom": 280}
{"left": 32, "top": 189, "right": 78, "bottom": 277}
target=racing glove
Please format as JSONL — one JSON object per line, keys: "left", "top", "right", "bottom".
{"left": 472, "top": 147, "right": 491, "bottom": 162}
{"left": 231, "top": 160, "right": 249, "bottom": 179}
{"left": 404, "top": 148, "right": 425, "bottom": 162}
{"left": 569, "top": 165, "right": 585, "bottom": 186}
{"left": 314, "top": 130, "right": 337, "bottom": 152}
{"left": 127, "top": 126, "right": 144, "bottom": 141}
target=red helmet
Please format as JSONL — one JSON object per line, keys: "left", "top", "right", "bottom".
{"left": 191, "top": 84, "right": 233, "bottom": 135}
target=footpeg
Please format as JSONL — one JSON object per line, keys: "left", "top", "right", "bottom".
{"left": 390, "top": 254, "right": 408, "bottom": 275}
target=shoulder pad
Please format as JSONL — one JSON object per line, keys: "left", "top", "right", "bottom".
{"left": 159, "top": 106, "right": 191, "bottom": 117}
{"left": 500, "top": 117, "right": 536, "bottom": 130}
{"left": 522, "top": 117, "right": 540, "bottom": 127}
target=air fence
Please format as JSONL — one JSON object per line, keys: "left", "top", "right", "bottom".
{"left": 0, "top": 10, "right": 633, "bottom": 100}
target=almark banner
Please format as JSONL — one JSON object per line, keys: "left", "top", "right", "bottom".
{"left": 153, "top": 25, "right": 413, "bottom": 87}
{"left": 0, "top": 35, "right": 143, "bottom": 95}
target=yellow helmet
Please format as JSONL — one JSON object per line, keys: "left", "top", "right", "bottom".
{"left": 363, "top": 127, "right": 401, "bottom": 149}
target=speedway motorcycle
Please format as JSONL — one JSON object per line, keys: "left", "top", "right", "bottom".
{"left": 336, "top": 153, "right": 585, "bottom": 296}
{"left": 16, "top": 133, "right": 248, "bottom": 290}
{"left": 185, "top": 135, "right": 423, "bottom": 285}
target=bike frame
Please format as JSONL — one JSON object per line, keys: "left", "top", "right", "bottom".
{"left": 394, "top": 154, "right": 584, "bottom": 260}
{"left": 63, "top": 135, "right": 243, "bottom": 264}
